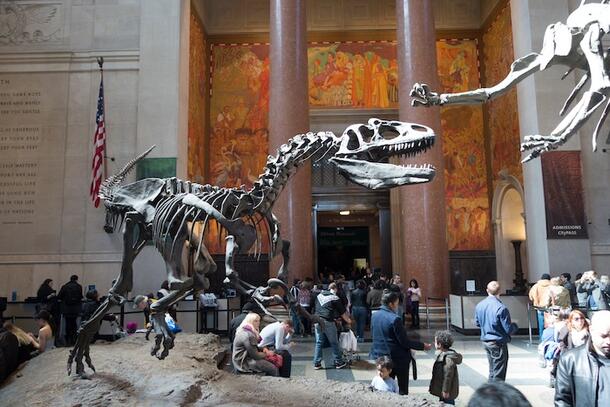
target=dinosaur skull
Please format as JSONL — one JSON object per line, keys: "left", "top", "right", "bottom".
{"left": 329, "top": 118, "right": 435, "bottom": 189}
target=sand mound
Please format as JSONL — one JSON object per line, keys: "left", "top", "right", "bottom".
{"left": 0, "top": 333, "right": 439, "bottom": 406}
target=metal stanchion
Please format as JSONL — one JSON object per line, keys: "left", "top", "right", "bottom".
{"left": 445, "top": 298, "right": 450, "bottom": 330}
{"left": 527, "top": 302, "right": 533, "bottom": 346}
{"left": 426, "top": 300, "right": 430, "bottom": 329}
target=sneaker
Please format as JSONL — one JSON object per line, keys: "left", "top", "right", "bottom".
{"left": 314, "top": 364, "right": 323, "bottom": 370}
{"left": 335, "top": 362, "right": 348, "bottom": 369}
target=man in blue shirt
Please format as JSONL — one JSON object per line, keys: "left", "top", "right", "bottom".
{"left": 474, "top": 281, "right": 518, "bottom": 381}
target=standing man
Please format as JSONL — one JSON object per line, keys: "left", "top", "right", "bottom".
{"left": 475, "top": 281, "right": 518, "bottom": 381}
{"left": 370, "top": 291, "right": 432, "bottom": 395}
{"left": 529, "top": 273, "right": 551, "bottom": 340}
{"left": 555, "top": 310, "right": 610, "bottom": 406}
{"left": 58, "top": 274, "right": 83, "bottom": 346}
{"left": 578, "top": 270, "right": 610, "bottom": 317}
{"left": 560, "top": 273, "right": 577, "bottom": 309}
{"left": 312, "top": 282, "right": 349, "bottom": 370}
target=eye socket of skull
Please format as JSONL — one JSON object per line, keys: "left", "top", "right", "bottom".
{"left": 345, "top": 129, "right": 361, "bottom": 150}
{"left": 378, "top": 124, "right": 400, "bottom": 140}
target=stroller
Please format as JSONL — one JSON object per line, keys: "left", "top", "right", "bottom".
{"left": 338, "top": 321, "right": 359, "bottom": 366}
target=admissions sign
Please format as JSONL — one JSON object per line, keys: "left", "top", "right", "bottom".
{"left": 541, "top": 151, "right": 588, "bottom": 239}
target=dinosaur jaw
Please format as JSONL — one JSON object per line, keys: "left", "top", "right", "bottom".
{"left": 330, "top": 157, "right": 435, "bottom": 190}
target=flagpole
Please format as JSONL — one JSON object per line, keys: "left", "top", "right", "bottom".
{"left": 97, "top": 57, "right": 106, "bottom": 180}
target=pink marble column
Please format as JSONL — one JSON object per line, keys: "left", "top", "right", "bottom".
{"left": 268, "top": 0, "right": 312, "bottom": 282}
{"left": 394, "top": 0, "right": 449, "bottom": 298}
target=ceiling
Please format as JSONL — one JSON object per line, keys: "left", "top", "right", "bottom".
{"left": 195, "top": 0, "right": 502, "bottom": 36}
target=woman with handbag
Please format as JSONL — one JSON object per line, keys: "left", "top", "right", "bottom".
{"left": 232, "top": 312, "right": 279, "bottom": 376}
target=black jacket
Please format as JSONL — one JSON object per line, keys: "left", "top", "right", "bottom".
{"left": 58, "top": 281, "right": 83, "bottom": 315}
{"left": 555, "top": 340, "right": 607, "bottom": 406}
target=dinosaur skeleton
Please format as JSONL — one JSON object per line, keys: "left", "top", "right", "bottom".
{"left": 410, "top": 0, "right": 610, "bottom": 162}
{"left": 67, "top": 118, "right": 436, "bottom": 377}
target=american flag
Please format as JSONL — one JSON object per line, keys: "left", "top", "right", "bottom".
{"left": 89, "top": 69, "right": 106, "bottom": 207}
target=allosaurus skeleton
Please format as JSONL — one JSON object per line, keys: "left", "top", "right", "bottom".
{"left": 67, "top": 118, "right": 437, "bottom": 377}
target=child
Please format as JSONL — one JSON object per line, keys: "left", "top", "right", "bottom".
{"left": 429, "top": 330, "right": 462, "bottom": 405}
{"left": 370, "top": 356, "right": 399, "bottom": 393}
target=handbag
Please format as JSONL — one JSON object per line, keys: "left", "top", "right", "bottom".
{"left": 165, "top": 313, "right": 182, "bottom": 334}
{"left": 265, "top": 352, "right": 283, "bottom": 368}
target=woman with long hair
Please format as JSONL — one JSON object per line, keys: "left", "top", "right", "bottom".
{"left": 407, "top": 279, "right": 422, "bottom": 329}
{"left": 3, "top": 322, "right": 37, "bottom": 363}
{"left": 232, "top": 312, "right": 278, "bottom": 376}
{"left": 29, "top": 310, "right": 56, "bottom": 352}
{"left": 36, "top": 279, "right": 55, "bottom": 303}
{"left": 560, "top": 309, "right": 590, "bottom": 349}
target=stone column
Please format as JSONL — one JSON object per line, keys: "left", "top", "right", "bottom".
{"left": 393, "top": 0, "right": 449, "bottom": 297}
{"left": 269, "top": 0, "right": 312, "bottom": 282}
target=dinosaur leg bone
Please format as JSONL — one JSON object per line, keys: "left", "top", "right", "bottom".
{"left": 68, "top": 212, "right": 145, "bottom": 377}
{"left": 149, "top": 283, "right": 194, "bottom": 359}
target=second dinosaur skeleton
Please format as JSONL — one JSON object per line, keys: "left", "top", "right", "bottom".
{"left": 67, "top": 118, "right": 436, "bottom": 377}
{"left": 410, "top": 0, "right": 610, "bottom": 162}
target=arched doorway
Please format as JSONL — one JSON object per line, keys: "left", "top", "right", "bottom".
{"left": 492, "top": 172, "right": 527, "bottom": 293}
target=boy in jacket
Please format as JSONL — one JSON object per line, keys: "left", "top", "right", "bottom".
{"left": 429, "top": 330, "right": 462, "bottom": 405}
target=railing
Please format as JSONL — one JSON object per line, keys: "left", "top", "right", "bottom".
{"left": 1, "top": 298, "right": 242, "bottom": 336}
{"left": 424, "top": 296, "right": 450, "bottom": 330}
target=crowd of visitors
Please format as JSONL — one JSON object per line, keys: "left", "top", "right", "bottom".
{"left": 2, "top": 267, "right": 608, "bottom": 407}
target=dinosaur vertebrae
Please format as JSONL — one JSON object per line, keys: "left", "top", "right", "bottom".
{"left": 249, "top": 131, "right": 339, "bottom": 212}
{"left": 149, "top": 131, "right": 339, "bottom": 261}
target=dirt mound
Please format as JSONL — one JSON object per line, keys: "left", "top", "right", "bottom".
{"left": 0, "top": 334, "right": 439, "bottom": 406}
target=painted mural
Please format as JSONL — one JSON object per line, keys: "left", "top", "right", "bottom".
{"left": 209, "top": 44, "right": 270, "bottom": 190}
{"left": 187, "top": 11, "right": 207, "bottom": 184}
{"left": 437, "top": 39, "right": 491, "bottom": 250}
{"left": 207, "top": 40, "right": 493, "bottom": 252}
{"left": 308, "top": 42, "right": 398, "bottom": 108}
{"left": 482, "top": 4, "right": 523, "bottom": 188}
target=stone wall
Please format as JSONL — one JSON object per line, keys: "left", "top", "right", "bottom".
{"left": 0, "top": 0, "right": 184, "bottom": 300}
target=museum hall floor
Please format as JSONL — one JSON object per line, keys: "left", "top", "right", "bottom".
{"left": 280, "top": 328, "right": 554, "bottom": 407}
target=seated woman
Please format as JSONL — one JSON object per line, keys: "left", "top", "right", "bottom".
{"left": 2, "top": 322, "right": 37, "bottom": 364}
{"left": 232, "top": 312, "right": 279, "bottom": 376}
{"left": 28, "top": 310, "right": 56, "bottom": 353}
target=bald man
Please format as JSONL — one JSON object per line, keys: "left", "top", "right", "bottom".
{"left": 474, "top": 281, "right": 518, "bottom": 381}
{"left": 555, "top": 310, "right": 610, "bottom": 407}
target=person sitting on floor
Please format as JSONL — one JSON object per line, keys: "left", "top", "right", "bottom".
{"left": 259, "top": 319, "right": 294, "bottom": 378}
{"left": 232, "top": 312, "right": 279, "bottom": 376}
{"left": 2, "top": 322, "right": 37, "bottom": 364}
{"left": 370, "top": 355, "right": 399, "bottom": 393}
{"left": 28, "top": 310, "right": 56, "bottom": 353}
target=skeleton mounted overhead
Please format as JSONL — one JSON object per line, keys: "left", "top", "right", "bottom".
{"left": 410, "top": 0, "right": 610, "bottom": 162}
{"left": 67, "top": 118, "right": 436, "bottom": 378}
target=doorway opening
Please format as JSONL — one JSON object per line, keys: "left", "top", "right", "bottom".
{"left": 317, "top": 226, "right": 370, "bottom": 282}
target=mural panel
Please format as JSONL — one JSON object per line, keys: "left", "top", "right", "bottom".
{"left": 209, "top": 44, "right": 270, "bottom": 190}
{"left": 482, "top": 4, "right": 523, "bottom": 187}
{"left": 187, "top": 11, "right": 207, "bottom": 183}
{"left": 437, "top": 39, "right": 491, "bottom": 250}
{"left": 308, "top": 42, "right": 398, "bottom": 108}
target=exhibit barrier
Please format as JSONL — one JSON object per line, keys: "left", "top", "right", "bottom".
{"left": 424, "top": 296, "right": 450, "bottom": 330}
{"left": 2, "top": 298, "right": 241, "bottom": 337}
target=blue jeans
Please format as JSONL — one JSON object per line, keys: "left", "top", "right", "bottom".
{"left": 440, "top": 398, "right": 455, "bottom": 405}
{"left": 536, "top": 310, "right": 545, "bottom": 340}
{"left": 352, "top": 306, "right": 367, "bottom": 339}
{"left": 291, "top": 305, "right": 302, "bottom": 335}
{"left": 313, "top": 322, "right": 344, "bottom": 366}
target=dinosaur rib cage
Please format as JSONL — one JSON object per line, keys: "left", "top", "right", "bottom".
{"left": 150, "top": 183, "right": 272, "bottom": 263}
